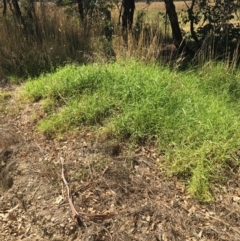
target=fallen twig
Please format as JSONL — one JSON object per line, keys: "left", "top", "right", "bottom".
{"left": 61, "top": 157, "right": 81, "bottom": 221}
{"left": 60, "top": 157, "right": 115, "bottom": 224}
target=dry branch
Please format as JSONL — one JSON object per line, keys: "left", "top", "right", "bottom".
{"left": 60, "top": 157, "right": 115, "bottom": 224}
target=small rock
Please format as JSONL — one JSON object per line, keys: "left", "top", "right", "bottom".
{"left": 232, "top": 196, "right": 240, "bottom": 202}
{"left": 45, "top": 215, "right": 52, "bottom": 221}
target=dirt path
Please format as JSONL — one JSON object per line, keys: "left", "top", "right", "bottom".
{"left": 0, "top": 84, "right": 240, "bottom": 241}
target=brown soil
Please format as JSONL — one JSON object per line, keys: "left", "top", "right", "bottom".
{"left": 0, "top": 83, "right": 240, "bottom": 241}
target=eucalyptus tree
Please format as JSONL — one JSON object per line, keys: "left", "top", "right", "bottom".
{"left": 181, "top": 0, "right": 240, "bottom": 58}
{"left": 2, "top": 0, "right": 21, "bottom": 18}
{"left": 2, "top": 0, "right": 239, "bottom": 59}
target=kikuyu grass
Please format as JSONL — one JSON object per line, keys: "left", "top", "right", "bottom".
{"left": 21, "top": 60, "right": 240, "bottom": 201}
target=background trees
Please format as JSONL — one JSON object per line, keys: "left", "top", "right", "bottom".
{"left": 1, "top": 0, "right": 240, "bottom": 79}
{"left": 182, "top": 0, "right": 240, "bottom": 59}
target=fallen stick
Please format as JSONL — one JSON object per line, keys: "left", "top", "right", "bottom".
{"left": 60, "top": 157, "right": 115, "bottom": 224}
{"left": 61, "top": 157, "right": 81, "bottom": 221}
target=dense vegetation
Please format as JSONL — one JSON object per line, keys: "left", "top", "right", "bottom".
{"left": 1, "top": 1, "right": 240, "bottom": 201}
{"left": 21, "top": 61, "right": 240, "bottom": 201}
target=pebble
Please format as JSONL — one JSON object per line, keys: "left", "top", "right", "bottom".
{"left": 45, "top": 215, "right": 51, "bottom": 221}
{"left": 233, "top": 196, "right": 240, "bottom": 202}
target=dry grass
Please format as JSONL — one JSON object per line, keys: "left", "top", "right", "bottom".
{"left": 111, "top": 1, "right": 189, "bottom": 22}
{"left": 0, "top": 2, "right": 181, "bottom": 79}
{"left": 0, "top": 3, "right": 110, "bottom": 79}
{"left": 1, "top": 1, "right": 239, "bottom": 80}
{"left": 111, "top": 2, "right": 176, "bottom": 61}
{"left": 135, "top": 1, "right": 190, "bottom": 10}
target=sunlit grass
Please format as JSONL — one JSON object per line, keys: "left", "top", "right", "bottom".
{"left": 21, "top": 60, "right": 240, "bottom": 201}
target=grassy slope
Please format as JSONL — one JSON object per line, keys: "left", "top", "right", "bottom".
{"left": 21, "top": 60, "right": 240, "bottom": 201}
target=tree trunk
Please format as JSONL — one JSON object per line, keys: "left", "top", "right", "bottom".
{"left": 122, "top": 0, "right": 135, "bottom": 31}
{"left": 187, "top": 0, "right": 200, "bottom": 46}
{"left": 77, "top": 0, "right": 84, "bottom": 22}
{"left": 164, "top": 0, "right": 194, "bottom": 56}
{"left": 3, "top": 0, "right": 7, "bottom": 16}
{"left": 163, "top": 0, "right": 183, "bottom": 49}
{"left": 12, "top": 0, "right": 21, "bottom": 18}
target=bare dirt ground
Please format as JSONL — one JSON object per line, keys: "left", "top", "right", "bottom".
{"left": 1, "top": 83, "right": 240, "bottom": 241}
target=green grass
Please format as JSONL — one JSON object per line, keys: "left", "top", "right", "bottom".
{"left": 21, "top": 60, "right": 240, "bottom": 201}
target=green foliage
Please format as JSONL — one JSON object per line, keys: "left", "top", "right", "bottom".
{"left": 181, "top": 0, "right": 240, "bottom": 59}
{"left": 21, "top": 60, "right": 240, "bottom": 201}
{"left": 188, "top": 159, "right": 212, "bottom": 202}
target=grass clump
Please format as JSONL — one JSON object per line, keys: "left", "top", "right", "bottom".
{"left": 21, "top": 60, "right": 240, "bottom": 201}
{"left": 0, "top": 92, "right": 11, "bottom": 113}
{"left": 0, "top": 92, "right": 11, "bottom": 100}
